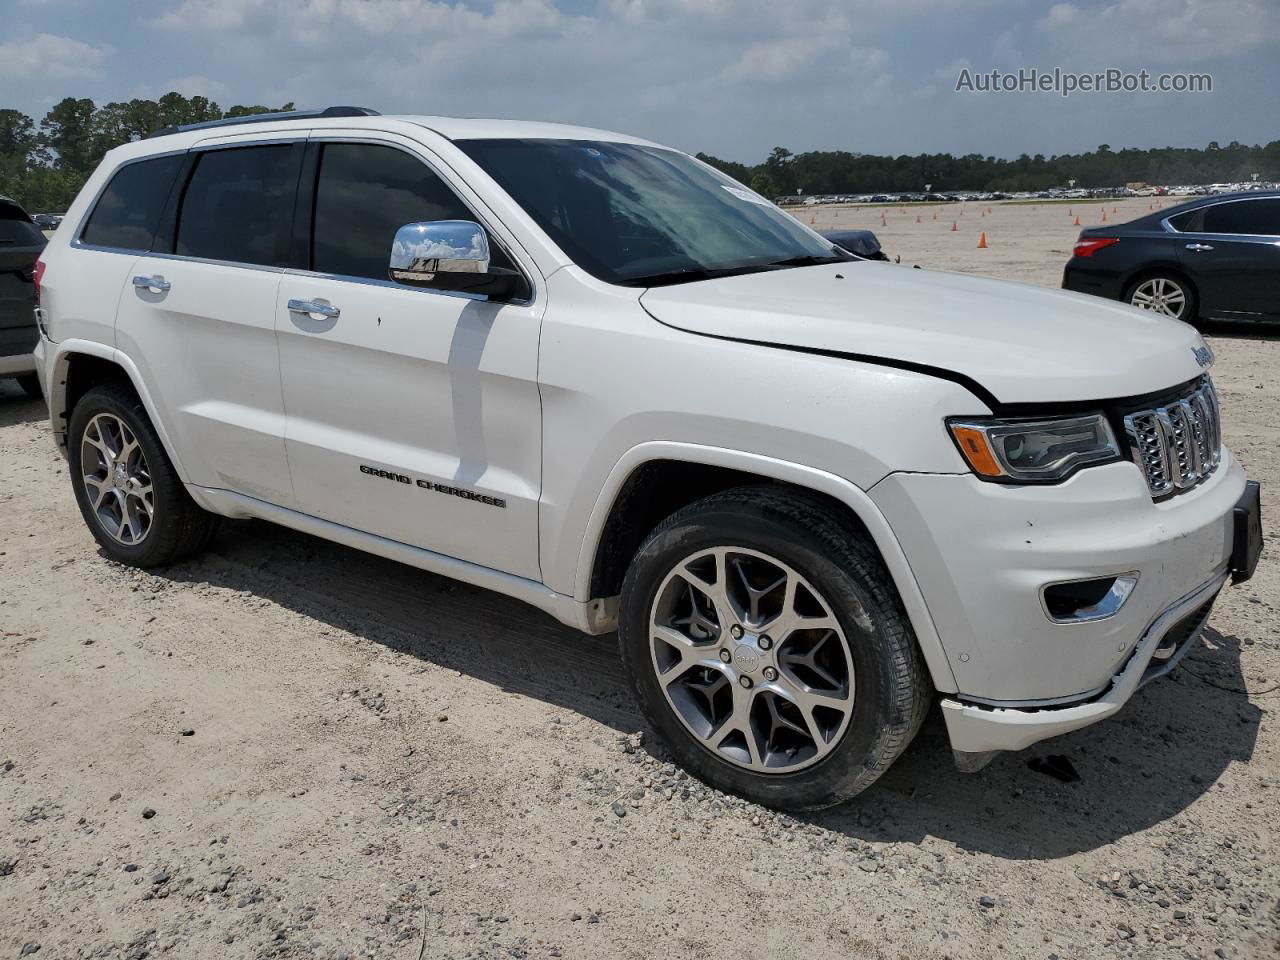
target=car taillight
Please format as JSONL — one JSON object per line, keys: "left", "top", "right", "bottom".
{"left": 33, "top": 259, "right": 45, "bottom": 302}
{"left": 1073, "top": 237, "right": 1119, "bottom": 258}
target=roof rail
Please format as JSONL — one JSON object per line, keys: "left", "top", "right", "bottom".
{"left": 148, "top": 106, "right": 381, "bottom": 139}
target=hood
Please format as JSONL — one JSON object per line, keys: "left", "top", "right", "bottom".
{"left": 640, "top": 262, "right": 1210, "bottom": 406}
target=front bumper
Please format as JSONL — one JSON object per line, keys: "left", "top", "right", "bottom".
{"left": 870, "top": 451, "right": 1249, "bottom": 753}
{"left": 940, "top": 570, "right": 1224, "bottom": 754}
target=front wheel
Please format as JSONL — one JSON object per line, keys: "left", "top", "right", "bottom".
{"left": 618, "top": 487, "right": 930, "bottom": 811}
{"left": 68, "top": 383, "right": 217, "bottom": 567}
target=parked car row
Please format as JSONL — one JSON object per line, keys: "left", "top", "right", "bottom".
{"left": 784, "top": 182, "right": 1279, "bottom": 207}
{"left": 31, "top": 212, "right": 65, "bottom": 231}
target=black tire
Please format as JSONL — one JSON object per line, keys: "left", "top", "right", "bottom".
{"left": 68, "top": 383, "right": 217, "bottom": 567}
{"left": 618, "top": 486, "right": 930, "bottom": 811}
{"left": 1123, "top": 271, "right": 1198, "bottom": 325}
{"left": 16, "top": 372, "right": 42, "bottom": 400}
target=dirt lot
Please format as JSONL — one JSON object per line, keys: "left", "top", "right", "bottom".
{"left": 2, "top": 202, "right": 1277, "bottom": 960}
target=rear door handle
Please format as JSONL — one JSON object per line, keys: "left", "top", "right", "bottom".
{"left": 132, "top": 274, "right": 171, "bottom": 292}
{"left": 287, "top": 298, "right": 340, "bottom": 319}
{"left": 1184, "top": 243, "right": 1214, "bottom": 252}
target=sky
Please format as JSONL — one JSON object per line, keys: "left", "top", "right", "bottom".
{"left": 0, "top": 0, "right": 1276, "bottom": 163}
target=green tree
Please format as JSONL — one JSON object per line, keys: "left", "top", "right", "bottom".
{"left": 40, "top": 98, "right": 98, "bottom": 174}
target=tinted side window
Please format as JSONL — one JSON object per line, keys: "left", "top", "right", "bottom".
{"left": 176, "top": 145, "right": 298, "bottom": 266}
{"left": 81, "top": 154, "right": 184, "bottom": 251}
{"left": 1202, "top": 198, "right": 1280, "bottom": 236}
{"left": 312, "top": 143, "right": 510, "bottom": 280}
{"left": 1168, "top": 208, "right": 1203, "bottom": 233}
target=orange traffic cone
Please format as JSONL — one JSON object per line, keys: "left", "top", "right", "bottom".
{"left": 1102, "top": 210, "right": 1108, "bottom": 222}
{"left": 1074, "top": 215, "right": 1081, "bottom": 226}
{"left": 987, "top": 207, "right": 993, "bottom": 215}
{"left": 932, "top": 211, "right": 937, "bottom": 220}
{"left": 1112, "top": 207, "right": 1117, "bottom": 214}
{"left": 1068, "top": 208, "right": 1073, "bottom": 216}
{"left": 951, "top": 221, "right": 958, "bottom": 231}
{"left": 809, "top": 214, "right": 816, "bottom": 225}
{"left": 977, "top": 231, "right": 988, "bottom": 249}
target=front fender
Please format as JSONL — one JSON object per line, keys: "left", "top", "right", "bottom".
{"left": 574, "top": 441, "right": 959, "bottom": 694}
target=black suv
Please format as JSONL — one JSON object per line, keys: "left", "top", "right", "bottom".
{"left": 0, "top": 195, "right": 45, "bottom": 398}
{"left": 1062, "top": 191, "right": 1280, "bottom": 326}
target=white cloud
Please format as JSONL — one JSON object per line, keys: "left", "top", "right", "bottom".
{"left": 1035, "top": 0, "right": 1280, "bottom": 64}
{"left": 0, "top": 33, "right": 110, "bottom": 80}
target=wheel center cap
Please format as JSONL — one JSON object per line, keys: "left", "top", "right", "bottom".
{"left": 732, "top": 641, "right": 763, "bottom": 674}
{"left": 112, "top": 463, "right": 129, "bottom": 489}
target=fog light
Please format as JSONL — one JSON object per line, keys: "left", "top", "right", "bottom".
{"left": 1041, "top": 573, "right": 1139, "bottom": 623}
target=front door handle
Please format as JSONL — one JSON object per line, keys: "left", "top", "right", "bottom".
{"left": 287, "top": 298, "right": 340, "bottom": 319}
{"left": 132, "top": 274, "right": 171, "bottom": 293}
{"left": 1184, "top": 243, "right": 1214, "bottom": 252}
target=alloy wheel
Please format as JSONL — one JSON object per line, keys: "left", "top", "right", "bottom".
{"left": 648, "top": 546, "right": 856, "bottom": 773}
{"left": 80, "top": 412, "right": 154, "bottom": 546}
{"left": 1129, "top": 277, "right": 1187, "bottom": 319}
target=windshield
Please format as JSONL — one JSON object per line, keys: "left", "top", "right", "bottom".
{"left": 457, "top": 138, "right": 846, "bottom": 286}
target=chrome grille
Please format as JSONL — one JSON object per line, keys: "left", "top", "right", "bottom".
{"left": 1123, "top": 376, "right": 1220, "bottom": 497}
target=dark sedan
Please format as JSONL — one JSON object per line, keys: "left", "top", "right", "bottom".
{"left": 0, "top": 195, "right": 46, "bottom": 398}
{"left": 1062, "top": 191, "right": 1280, "bottom": 325}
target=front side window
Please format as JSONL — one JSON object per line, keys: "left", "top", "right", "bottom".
{"left": 1201, "top": 198, "right": 1280, "bottom": 236}
{"left": 81, "top": 154, "right": 184, "bottom": 251}
{"left": 457, "top": 138, "right": 844, "bottom": 286}
{"left": 175, "top": 145, "right": 298, "bottom": 266}
{"left": 311, "top": 142, "right": 509, "bottom": 281}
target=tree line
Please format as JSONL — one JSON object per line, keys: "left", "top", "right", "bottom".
{"left": 0, "top": 93, "right": 294, "bottom": 211}
{"left": 2, "top": 91, "right": 1277, "bottom": 211}
{"left": 697, "top": 142, "right": 1280, "bottom": 199}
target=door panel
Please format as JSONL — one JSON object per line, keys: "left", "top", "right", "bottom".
{"left": 114, "top": 259, "right": 295, "bottom": 504}
{"left": 276, "top": 279, "right": 543, "bottom": 579}
{"left": 1179, "top": 234, "right": 1280, "bottom": 318}
{"left": 1177, "top": 198, "right": 1280, "bottom": 319}
{"left": 275, "top": 137, "right": 544, "bottom": 580}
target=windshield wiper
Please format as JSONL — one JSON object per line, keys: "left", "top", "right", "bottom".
{"left": 617, "top": 263, "right": 775, "bottom": 288}
{"left": 760, "top": 253, "right": 854, "bottom": 268}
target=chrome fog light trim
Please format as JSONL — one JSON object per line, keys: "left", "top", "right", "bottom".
{"left": 1040, "top": 572, "right": 1140, "bottom": 624}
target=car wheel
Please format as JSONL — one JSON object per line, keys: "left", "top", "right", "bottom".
{"left": 16, "top": 373, "right": 42, "bottom": 399}
{"left": 68, "top": 383, "right": 217, "bottom": 567}
{"left": 618, "top": 486, "right": 930, "bottom": 811}
{"left": 1125, "top": 273, "right": 1198, "bottom": 324}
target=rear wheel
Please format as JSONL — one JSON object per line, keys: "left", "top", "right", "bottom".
{"left": 15, "top": 373, "right": 41, "bottom": 399}
{"left": 1125, "top": 272, "right": 1197, "bottom": 324}
{"left": 68, "top": 383, "right": 217, "bottom": 567}
{"left": 618, "top": 487, "right": 930, "bottom": 811}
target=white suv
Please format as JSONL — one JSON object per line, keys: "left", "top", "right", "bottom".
{"left": 33, "top": 108, "right": 1262, "bottom": 810}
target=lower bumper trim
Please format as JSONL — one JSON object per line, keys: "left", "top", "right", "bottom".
{"left": 941, "top": 571, "right": 1227, "bottom": 756}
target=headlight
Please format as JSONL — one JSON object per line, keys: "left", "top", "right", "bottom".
{"left": 948, "top": 413, "right": 1121, "bottom": 482}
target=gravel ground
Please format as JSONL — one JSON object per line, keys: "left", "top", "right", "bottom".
{"left": 2, "top": 202, "right": 1277, "bottom": 960}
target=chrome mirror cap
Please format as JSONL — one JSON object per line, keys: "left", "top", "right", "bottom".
{"left": 389, "top": 220, "right": 490, "bottom": 285}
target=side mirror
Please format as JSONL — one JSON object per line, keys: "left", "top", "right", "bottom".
{"left": 388, "top": 220, "right": 527, "bottom": 299}
{"left": 390, "top": 220, "right": 491, "bottom": 285}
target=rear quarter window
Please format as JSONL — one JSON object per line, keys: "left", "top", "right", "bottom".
{"left": 81, "top": 154, "right": 185, "bottom": 251}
